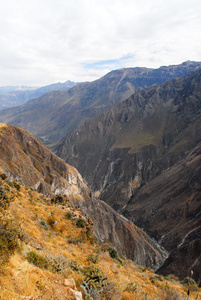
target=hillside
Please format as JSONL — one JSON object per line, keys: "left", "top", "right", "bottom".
{"left": 0, "top": 123, "right": 89, "bottom": 198}
{"left": 0, "top": 80, "right": 77, "bottom": 110}
{"left": 53, "top": 68, "right": 201, "bottom": 284}
{"left": 0, "top": 177, "right": 200, "bottom": 300}
{"left": 0, "top": 61, "right": 201, "bottom": 146}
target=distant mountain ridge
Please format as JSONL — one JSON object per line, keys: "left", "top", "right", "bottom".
{"left": 0, "top": 61, "right": 201, "bottom": 145}
{"left": 0, "top": 80, "right": 77, "bottom": 110}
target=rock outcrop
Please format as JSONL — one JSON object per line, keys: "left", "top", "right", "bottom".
{"left": 0, "top": 123, "right": 89, "bottom": 198}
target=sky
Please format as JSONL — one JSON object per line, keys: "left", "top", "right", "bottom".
{"left": 0, "top": 0, "right": 201, "bottom": 86}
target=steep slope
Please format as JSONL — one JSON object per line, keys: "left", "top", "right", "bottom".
{"left": 0, "top": 123, "right": 89, "bottom": 198}
{"left": 74, "top": 196, "right": 167, "bottom": 270}
{"left": 0, "top": 61, "right": 201, "bottom": 145}
{"left": 54, "top": 68, "right": 201, "bottom": 283}
{"left": 123, "top": 143, "right": 201, "bottom": 284}
{"left": 0, "top": 80, "right": 77, "bottom": 110}
{"left": 1, "top": 179, "right": 197, "bottom": 300}
{"left": 0, "top": 123, "right": 166, "bottom": 271}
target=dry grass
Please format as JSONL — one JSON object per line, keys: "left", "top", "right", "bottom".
{"left": 0, "top": 178, "right": 200, "bottom": 300}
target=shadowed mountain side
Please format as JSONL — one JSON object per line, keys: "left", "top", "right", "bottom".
{"left": 53, "top": 69, "right": 201, "bottom": 283}
{"left": 0, "top": 61, "right": 201, "bottom": 145}
{"left": 54, "top": 68, "right": 201, "bottom": 210}
{"left": 74, "top": 196, "right": 167, "bottom": 271}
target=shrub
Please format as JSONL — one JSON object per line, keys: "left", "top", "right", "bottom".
{"left": 66, "top": 211, "right": 72, "bottom": 219}
{"left": 0, "top": 219, "right": 19, "bottom": 263}
{"left": 27, "top": 250, "right": 50, "bottom": 269}
{"left": 81, "top": 265, "right": 120, "bottom": 300}
{"left": 39, "top": 218, "right": 49, "bottom": 230}
{"left": 47, "top": 215, "right": 57, "bottom": 228}
{"left": 88, "top": 254, "right": 99, "bottom": 264}
{"left": 0, "top": 173, "right": 7, "bottom": 180}
{"left": 13, "top": 181, "right": 21, "bottom": 191}
{"left": 0, "top": 185, "right": 9, "bottom": 209}
{"left": 51, "top": 195, "right": 64, "bottom": 204}
{"left": 108, "top": 247, "right": 118, "bottom": 259}
{"left": 74, "top": 218, "right": 86, "bottom": 228}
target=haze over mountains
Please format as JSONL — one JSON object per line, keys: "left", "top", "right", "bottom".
{"left": 0, "top": 61, "right": 201, "bottom": 146}
{"left": 0, "top": 80, "right": 77, "bottom": 110}
{"left": 0, "top": 61, "right": 201, "bottom": 286}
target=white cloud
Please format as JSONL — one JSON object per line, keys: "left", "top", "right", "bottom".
{"left": 0, "top": 0, "right": 201, "bottom": 86}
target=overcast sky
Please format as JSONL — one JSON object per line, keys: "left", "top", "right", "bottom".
{"left": 0, "top": 0, "right": 201, "bottom": 86}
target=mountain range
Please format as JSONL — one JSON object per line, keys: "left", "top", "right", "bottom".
{"left": 53, "top": 67, "right": 201, "bottom": 284}
{"left": 0, "top": 61, "right": 201, "bottom": 146}
{"left": 0, "top": 80, "right": 77, "bottom": 110}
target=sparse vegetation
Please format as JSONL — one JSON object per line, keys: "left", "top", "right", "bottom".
{"left": 0, "top": 178, "right": 200, "bottom": 300}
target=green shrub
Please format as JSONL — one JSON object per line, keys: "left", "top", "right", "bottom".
{"left": 47, "top": 215, "right": 57, "bottom": 228}
{"left": 74, "top": 218, "right": 86, "bottom": 228}
{"left": 82, "top": 265, "right": 106, "bottom": 290}
{"left": 27, "top": 250, "right": 50, "bottom": 269}
{"left": 13, "top": 182, "right": 20, "bottom": 191}
{"left": 88, "top": 254, "right": 99, "bottom": 264}
{"left": 108, "top": 247, "right": 118, "bottom": 259}
{"left": 39, "top": 218, "right": 49, "bottom": 230}
{"left": 0, "top": 219, "right": 19, "bottom": 263}
{"left": 0, "top": 185, "right": 10, "bottom": 209}
{"left": 0, "top": 173, "right": 7, "bottom": 180}
{"left": 66, "top": 211, "right": 72, "bottom": 220}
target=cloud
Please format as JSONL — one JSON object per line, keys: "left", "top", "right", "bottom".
{"left": 0, "top": 0, "right": 201, "bottom": 86}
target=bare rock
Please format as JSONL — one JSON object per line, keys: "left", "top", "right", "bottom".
{"left": 64, "top": 278, "right": 77, "bottom": 290}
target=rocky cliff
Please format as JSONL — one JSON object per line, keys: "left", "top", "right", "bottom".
{"left": 0, "top": 123, "right": 89, "bottom": 198}
{"left": 74, "top": 196, "right": 167, "bottom": 271}
{"left": 0, "top": 61, "right": 201, "bottom": 146}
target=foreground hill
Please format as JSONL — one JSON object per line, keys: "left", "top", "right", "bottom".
{"left": 0, "top": 80, "right": 77, "bottom": 110}
{"left": 0, "top": 123, "right": 167, "bottom": 271}
{"left": 54, "top": 68, "right": 201, "bottom": 284}
{"left": 1, "top": 179, "right": 199, "bottom": 299}
{"left": 0, "top": 61, "right": 201, "bottom": 145}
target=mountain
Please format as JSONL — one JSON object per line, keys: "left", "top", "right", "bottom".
{"left": 0, "top": 179, "right": 196, "bottom": 300}
{"left": 0, "top": 123, "right": 89, "bottom": 198}
{"left": 0, "top": 123, "right": 166, "bottom": 271}
{"left": 0, "top": 61, "right": 201, "bottom": 146}
{"left": 53, "top": 68, "right": 201, "bottom": 284}
{"left": 0, "top": 80, "right": 77, "bottom": 110}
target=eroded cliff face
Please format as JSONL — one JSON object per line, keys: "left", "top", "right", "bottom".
{"left": 124, "top": 144, "right": 201, "bottom": 284}
{"left": 54, "top": 69, "right": 201, "bottom": 211}
{"left": 74, "top": 197, "right": 167, "bottom": 271}
{"left": 0, "top": 123, "right": 89, "bottom": 198}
